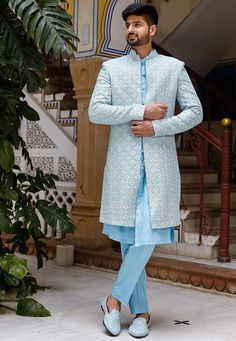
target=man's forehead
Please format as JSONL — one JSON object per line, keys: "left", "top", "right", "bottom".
{"left": 125, "top": 15, "right": 146, "bottom": 23}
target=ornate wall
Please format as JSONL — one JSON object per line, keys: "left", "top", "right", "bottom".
{"left": 74, "top": 0, "right": 141, "bottom": 59}
{"left": 16, "top": 119, "right": 76, "bottom": 183}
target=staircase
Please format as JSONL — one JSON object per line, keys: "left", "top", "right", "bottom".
{"left": 155, "top": 147, "right": 236, "bottom": 260}
{"left": 34, "top": 64, "right": 78, "bottom": 143}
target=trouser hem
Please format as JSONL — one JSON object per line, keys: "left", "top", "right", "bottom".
{"left": 129, "top": 305, "right": 149, "bottom": 314}
{"left": 112, "top": 290, "right": 129, "bottom": 306}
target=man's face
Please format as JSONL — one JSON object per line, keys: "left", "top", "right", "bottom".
{"left": 125, "top": 15, "right": 156, "bottom": 47}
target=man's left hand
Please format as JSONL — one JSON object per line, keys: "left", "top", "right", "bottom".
{"left": 131, "top": 120, "right": 155, "bottom": 137}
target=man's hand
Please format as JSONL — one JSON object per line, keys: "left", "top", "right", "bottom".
{"left": 144, "top": 103, "right": 168, "bottom": 120}
{"left": 131, "top": 120, "right": 155, "bottom": 137}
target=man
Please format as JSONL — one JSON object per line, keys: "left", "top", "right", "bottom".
{"left": 89, "top": 3, "right": 203, "bottom": 338}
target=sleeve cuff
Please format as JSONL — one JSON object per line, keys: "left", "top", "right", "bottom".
{"left": 130, "top": 104, "right": 145, "bottom": 121}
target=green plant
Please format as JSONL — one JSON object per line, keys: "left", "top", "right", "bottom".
{"left": 0, "top": 254, "right": 50, "bottom": 316}
{"left": 0, "top": 0, "right": 79, "bottom": 316}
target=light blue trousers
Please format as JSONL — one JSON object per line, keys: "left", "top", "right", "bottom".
{"left": 112, "top": 242, "right": 155, "bottom": 314}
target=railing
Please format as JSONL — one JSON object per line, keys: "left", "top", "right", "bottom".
{"left": 188, "top": 119, "right": 232, "bottom": 262}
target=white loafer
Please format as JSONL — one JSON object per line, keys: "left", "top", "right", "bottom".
{"left": 101, "top": 297, "right": 121, "bottom": 336}
{"left": 128, "top": 315, "right": 150, "bottom": 338}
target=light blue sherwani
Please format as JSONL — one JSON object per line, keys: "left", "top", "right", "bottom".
{"left": 89, "top": 49, "right": 203, "bottom": 229}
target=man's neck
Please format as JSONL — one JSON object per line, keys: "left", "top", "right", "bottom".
{"left": 132, "top": 44, "right": 153, "bottom": 59}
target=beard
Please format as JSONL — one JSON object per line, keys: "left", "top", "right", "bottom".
{"left": 126, "top": 33, "right": 150, "bottom": 47}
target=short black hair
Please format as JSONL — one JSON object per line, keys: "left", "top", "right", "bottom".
{"left": 122, "top": 3, "right": 158, "bottom": 26}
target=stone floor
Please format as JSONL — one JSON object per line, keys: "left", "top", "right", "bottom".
{"left": 1, "top": 255, "right": 236, "bottom": 341}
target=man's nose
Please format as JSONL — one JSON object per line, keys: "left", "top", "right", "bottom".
{"left": 128, "top": 25, "right": 134, "bottom": 33}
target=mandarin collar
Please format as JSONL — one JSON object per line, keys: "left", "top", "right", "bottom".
{"left": 129, "top": 48, "right": 158, "bottom": 61}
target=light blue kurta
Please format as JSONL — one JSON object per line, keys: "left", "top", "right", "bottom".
{"left": 89, "top": 49, "right": 203, "bottom": 228}
{"left": 103, "top": 149, "right": 175, "bottom": 245}
{"left": 103, "top": 56, "right": 175, "bottom": 246}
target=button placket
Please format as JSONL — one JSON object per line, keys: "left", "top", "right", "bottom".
{"left": 140, "top": 59, "right": 147, "bottom": 154}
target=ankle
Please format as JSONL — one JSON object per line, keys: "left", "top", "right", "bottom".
{"left": 136, "top": 312, "right": 150, "bottom": 323}
{"left": 107, "top": 295, "right": 121, "bottom": 311}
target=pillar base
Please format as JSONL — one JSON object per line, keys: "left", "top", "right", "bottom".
{"left": 70, "top": 203, "right": 112, "bottom": 250}
{"left": 218, "top": 256, "right": 231, "bottom": 263}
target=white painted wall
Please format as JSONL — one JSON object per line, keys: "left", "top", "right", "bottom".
{"left": 160, "top": 0, "right": 236, "bottom": 75}
{"left": 153, "top": 0, "right": 202, "bottom": 44}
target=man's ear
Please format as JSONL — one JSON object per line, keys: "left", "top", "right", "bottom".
{"left": 150, "top": 25, "right": 157, "bottom": 37}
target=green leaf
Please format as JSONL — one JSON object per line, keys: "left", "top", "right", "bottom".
{"left": 0, "top": 4, "right": 46, "bottom": 91}
{"left": 0, "top": 208, "right": 11, "bottom": 232}
{"left": 22, "top": 3, "right": 38, "bottom": 29}
{"left": 16, "top": 298, "right": 51, "bottom": 317}
{"left": 0, "top": 289, "right": 6, "bottom": 301}
{"left": 24, "top": 206, "right": 43, "bottom": 237}
{"left": 8, "top": 0, "right": 79, "bottom": 60}
{"left": 6, "top": 226, "right": 30, "bottom": 255}
{"left": 3, "top": 272, "right": 20, "bottom": 286}
{"left": 16, "top": 0, "right": 33, "bottom": 19}
{"left": 19, "top": 137, "right": 33, "bottom": 169}
{"left": 17, "top": 274, "right": 43, "bottom": 298}
{"left": 36, "top": 200, "right": 75, "bottom": 234}
{"left": 0, "top": 137, "right": 15, "bottom": 171}
{"left": 0, "top": 184, "right": 18, "bottom": 201}
{"left": 8, "top": 259, "right": 28, "bottom": 280}
{"left": 0, "top": 254, "right": 28, "bottom": 280}
{"left": 18, "top": 101, "right": 40, "bottom": 121}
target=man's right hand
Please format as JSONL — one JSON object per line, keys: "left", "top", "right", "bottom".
{"left": 144, "top": 103, "right": 168, "bottom": 120}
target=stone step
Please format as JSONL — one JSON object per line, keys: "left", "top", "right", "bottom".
{"left": 181, "top": 184, "right": 236, "bottom": 205}
{"left": 182, "top": 204, "right": 236, "bottom": 232}
{"left": 155, "top": 242, "right": 219, "bottom": 260}
{"left": 180, "top": 168, "right": 218, "bottom": 184}
{"left": 155, "top": 239, "right": 236, "bottom": 259}
{"left": 229, "top": 242, "right": 236, "bottom": 257}
{"left": 229, "top": 228, "right": 236, "bottom": 244}
{"left": 182, "top": 192, "right": 236, "bottom": 205}
{"left": 155, "top": 221, "right": 236, "bottom": 260}
{"left": 178, "top": 150, "right": 198, "bottom": 168}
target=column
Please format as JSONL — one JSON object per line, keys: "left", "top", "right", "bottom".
{"left": 68, "top": 57, "right": 112, "bottom": 249}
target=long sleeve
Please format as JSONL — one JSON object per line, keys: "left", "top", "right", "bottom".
{"left": 152, "top": 65, "right": 203, "bottom": 136}
{"left": 88, "top": 65, "right": 145, "bottom": 125}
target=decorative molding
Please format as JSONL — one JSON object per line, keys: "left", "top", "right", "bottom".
{"left": 24, "top": 244, "right": 236, "bottom": 295}
{"left": 73, "top": 248, "right": 236, "bottom": 294}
